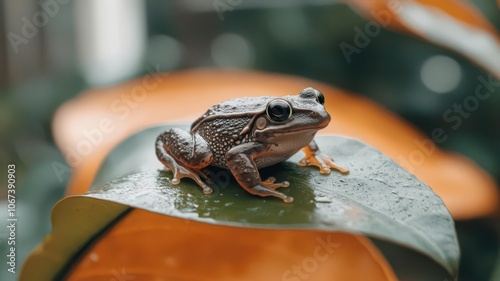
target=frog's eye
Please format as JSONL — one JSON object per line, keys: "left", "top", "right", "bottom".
{"left": 315, "top": 90, "right": 325, "bottom": 105}
{"left": 300, "top": 87, "right": 325, "bottom": 105}
{"left": 266, "top": 99, "right": 292, "bottom": 122}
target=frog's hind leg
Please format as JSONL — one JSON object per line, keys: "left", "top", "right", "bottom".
{"left": 155, "top": 129, "right": 213, "bottom": 194}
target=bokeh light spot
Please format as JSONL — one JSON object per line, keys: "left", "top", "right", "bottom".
{"left": 420, "top": 55, "right": 462, "bottom": 94}
{"left": 211, "top": 33, "right": 254, "bottom": 68}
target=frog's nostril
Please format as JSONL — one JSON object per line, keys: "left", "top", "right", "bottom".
{"left": 310, "top": 112, "right": 321, "bottom": 118}
{"left": 310, "top": 111, "right": 328, "bottom": 119}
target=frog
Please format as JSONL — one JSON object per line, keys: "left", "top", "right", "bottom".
{"left": 155, "top": 87, "right": 348, "bottom": 203}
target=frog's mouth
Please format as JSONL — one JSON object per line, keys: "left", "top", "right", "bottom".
{"left": 270, "top": 128, "right": 320, "bottom": 137}
{"left": 255, "top": 121, "right": 329, "bottom": 139}
{"left": 260, "top": 115, "right": 330, "bottom": 133}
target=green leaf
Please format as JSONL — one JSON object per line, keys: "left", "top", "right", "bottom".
{"left": 21, "top": 124, "right": 460, "bottom": 280}
{"left": 90, "top": 124, "right": 459, "bottom": 275}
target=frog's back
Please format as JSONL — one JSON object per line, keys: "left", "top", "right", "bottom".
{"left": 191, "top": 96, "right": 272, "bottom": 131}
{"left": 190, "top": 96, "right": 272, "bottom": 168}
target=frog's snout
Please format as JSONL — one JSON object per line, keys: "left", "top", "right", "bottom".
{"left": 310, "top": 110, "right": 330, "bottom": 128}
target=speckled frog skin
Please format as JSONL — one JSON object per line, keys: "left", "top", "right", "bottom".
{"left": 155, "top": 87, "right": 348, "bottom": 202}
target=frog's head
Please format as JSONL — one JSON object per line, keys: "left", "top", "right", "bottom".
{"left": 252, "top": 87, "right": 331, "bottom": 138}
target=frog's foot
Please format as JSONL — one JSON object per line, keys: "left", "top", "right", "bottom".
{"left": 158, "top": 150, "right": 213, "bottom": 194}
{"left": 299, "top": 152, "right": 349, "bottom": 175}
{"left": 299, "top": 140, "right": 349, "bottom": 175}
{"left": 261, "top": 177, "right": 290, "bottom": 190}
{"left": 168, "top": 163, "right": 213, "bottom": 194}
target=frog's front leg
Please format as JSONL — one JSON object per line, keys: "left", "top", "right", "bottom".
{"left": 155, "top": 128, "right": 213, "bottom": 194}
{"left": 299, "top": 140, "right": 349, "bottom": 174}
{"left": 225, "top": 142, "right": 293, "bottom": 203}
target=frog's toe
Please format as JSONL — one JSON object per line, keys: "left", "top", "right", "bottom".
{"left": 262, "top": 176, "right": 276, "bottom": 184}
{"left": 320, "top": 168, "right": 331, "bottom": 175}
{"left": 202, "top": 186, "right": 213, "bottom": 194}
{"left": 244, "top": 184, "right": 293, "bottom": 203}
{"left": 298, "top": 158, "right": 309, "bottom": 166}
{"left": 171, "top": 178, "right": 181, "bottom": 185}
{"left": 337, "top": 166, "right": 349, "bottom": 174}
{"left": 261, "top": 177, "right": 290, "bottom": 190}
{"left": 319, "top": 157, "right": 348, "bottom": 174}
{"left": 324, "top": 160, "right": 349, "bottom": 174}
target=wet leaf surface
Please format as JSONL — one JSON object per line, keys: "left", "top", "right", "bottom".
{"left": 84, "top": 124, "right": 459, "bottom": 277}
